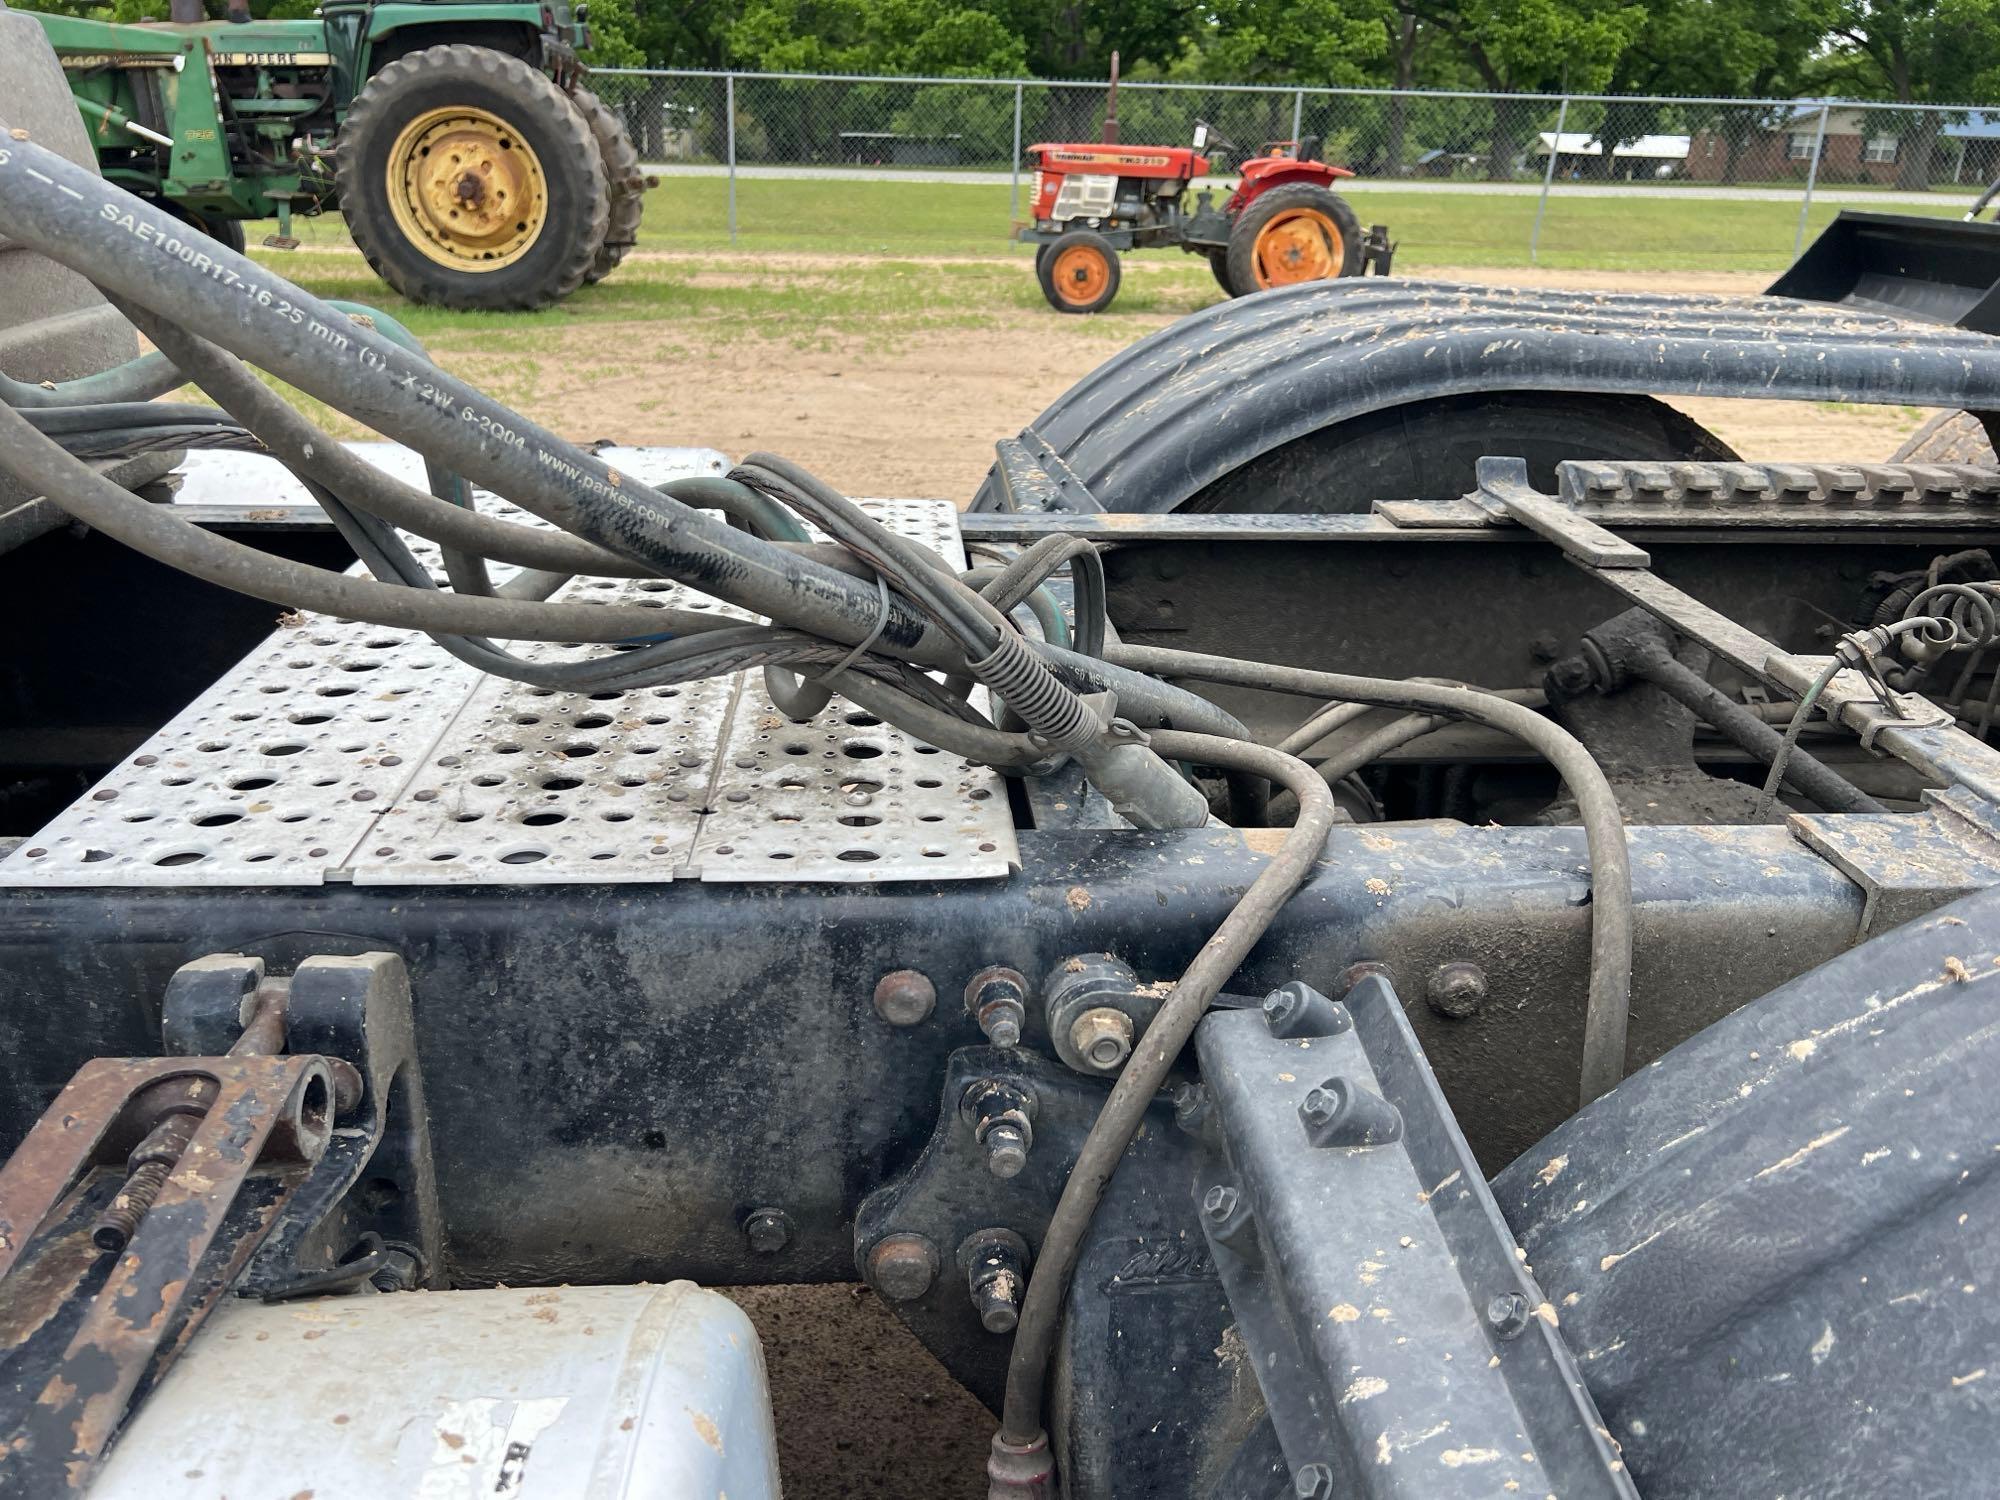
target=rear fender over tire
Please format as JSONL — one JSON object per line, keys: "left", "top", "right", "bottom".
{"left": 970, "top": 279, "right": 2000, "bottom": 512}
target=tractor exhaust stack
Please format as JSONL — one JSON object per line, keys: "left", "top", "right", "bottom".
{"left": 1102, "top": 51, "right": 1120, "bottom": 144}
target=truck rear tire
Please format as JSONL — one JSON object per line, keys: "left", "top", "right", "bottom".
{"left": 1224, "top": 184, "right": 1363, "bottom": 295}
{"left": 335, "top": 44, "right": 608, "bottom": 310}
{"left": 1037, "top": 229, "right": 1121, "bottom": 314}
{"left": 571, "top": 86, "right": 644, "bottom": 284}
{"left": 1892, "top": 409, "right": 1995, "bottom": 465}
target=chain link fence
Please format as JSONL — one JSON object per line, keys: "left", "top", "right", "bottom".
{"left": 588, "top": 69, "right": 2000, "bottom": 264}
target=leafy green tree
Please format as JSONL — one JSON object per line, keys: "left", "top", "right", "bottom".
{"left": 1187, "top": 0, "right": 1394, "bottom": 86}
{"left": 1395, "top": 0, "right": 1645, "bottom": 177}
{"left": 1815, "top": 0, "right": 2000, "bottom": 187}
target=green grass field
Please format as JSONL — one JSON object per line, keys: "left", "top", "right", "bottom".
{"left": 261, "top": 173, "right": 1980, "bottom": 274}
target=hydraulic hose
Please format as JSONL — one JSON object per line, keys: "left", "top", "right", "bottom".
{"left": 1106, "top": 645, "right": 1634, "bottom": 1109}
{"left": 0, "top": 348, "right": 186, "bottom": 409}
{"left": 995, "top": 732, "right": 1337, "bottom": 1463}
{"left": 0, "top": 399, "right": 754, "bottom": 644}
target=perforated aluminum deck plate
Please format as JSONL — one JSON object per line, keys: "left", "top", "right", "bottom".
{"left": 2, "top": 451, "right": 1018, "bottom": 888}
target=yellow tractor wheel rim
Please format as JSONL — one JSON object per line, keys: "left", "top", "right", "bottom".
{"left": 1051, "top": 243, "right": 1112, "bottom": 305}
{"left": 386, "top": 106, "right": 548, "bottom": 272}
{"left": 1252, "top": 207, "right": 1344, "bottom": 288}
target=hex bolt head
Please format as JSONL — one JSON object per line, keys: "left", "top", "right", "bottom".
{"left": 1426, "top": 961, "right": 1489, "bottom": 1020}
{"left": 1202, "top": 1183, "right": 1240, "bottom": 1224}
{"left": 744, "top": 1207, "right": 791, "bottom": 1255}
{"left": 1487, "top": 1290, "right": 1531, "bottom": 1340}
{"left": 1294, "top": 1464, "right": 1336, "bottom": 1500}
{"left": 867, "top": 1232, "right": 940, "bottom": 1302}
{"left": 983, "top": 1120, "right": 1030, "bottom": 1179}
{"left": 1068, "top": 1006, "right": 1134, "bottom": 1072}
{"left": 1297, "top": 1076, "right": 1404, "bottom": 1148}
{"left": 873, "top": 969, "right": 936, "bottom": 1027}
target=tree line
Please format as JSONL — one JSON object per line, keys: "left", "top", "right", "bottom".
{"left": 592, "top": 0, "right": 2000, "bottom": 115}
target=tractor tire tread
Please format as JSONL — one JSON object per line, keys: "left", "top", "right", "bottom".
{"left": 572, "top": 85, "right": 644, "bottom": 284}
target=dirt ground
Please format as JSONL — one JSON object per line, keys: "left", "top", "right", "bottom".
{"left": 554, "top": 259, "right": 1928, "bottom": 501}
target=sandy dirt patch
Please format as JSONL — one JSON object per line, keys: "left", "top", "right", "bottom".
{"left": 504, "top": 261, "right": 1929, "bottom": 501}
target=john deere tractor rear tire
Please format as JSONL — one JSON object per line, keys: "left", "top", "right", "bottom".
{"left": 335, "top": 45, "right": 608, "bottom": 310}
{"left": 572, "top": 86, "right": 644, "bottom": 284}
{"left": 1224, "top": 184, "right": 1363, "bottom": 296}
{"left": 1037, "top": 229, "right": 1121, "bottom": 314}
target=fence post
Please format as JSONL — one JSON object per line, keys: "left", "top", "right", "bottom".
{"left": 1793, "top": 100, "right": 1830, "bottom": 257}
{"left": 1010, "top": 82, "right": 1024, "bottom": 236}
{"left": 1291, "top": 88, "right": 1304, "bottom": 144}
{"left": 1530, "top": 96, "right": 1569, "bottom": 265}
{"left": 725, "top": 73, "right": 738, "bottom": 245}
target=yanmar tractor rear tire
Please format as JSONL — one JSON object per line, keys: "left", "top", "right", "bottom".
{"left": 336, "top": 45, "right": 609, "bottom": 310}
{"left": 1206, "top": 249, "right": 1233, "bottom": 295}
{"left": 572, "top": 86, "right": 644, "bottom": 284}
{"left": 1038, "top": 229, "right": 1121, "bottom": 314}
{"left": 1224, "top": 184, "right": 1362, "bottom": 295}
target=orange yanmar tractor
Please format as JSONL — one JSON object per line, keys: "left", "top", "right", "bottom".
{"left": 1019, "top": 60, "right": 1394, "bottom": 314}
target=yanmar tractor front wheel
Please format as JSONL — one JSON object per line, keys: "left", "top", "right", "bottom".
{"left": 1224, "top": 184, "right": 1363, "bottom": 296}
{"left": 336, "top": 45, "right": 609, "bottom": 310}
{"left": 1037, "top": 229, "right": 1122, "bottom": 314}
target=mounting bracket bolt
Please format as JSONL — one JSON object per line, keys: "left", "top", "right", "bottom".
{"left": 867, "top": 1232, "right": 940, "bottom": 1301}
{"left": 1487, "top": 1290, "right": 1531, "bottom": 1340}
{"left": 744, "top": 1207, "right": 791, "bottom": 1255}
{"left": 1068, "top": 1006, "right": 1134, "bottom": 1071}
{"left": 1426, "top": 961, "right": 1488, "bottom": 1020}
{"left": 1299, "top": 1077, "right": 1404, "bottom": 1148}
{"left": 966, "top": 965, "right": 1029, "bottom": 1048}
{"left": 960, "top": 1229, "right": 1031, "bottom": 1334}
{"left": 873, "top": 969, "right": 936, "bottom": 1027}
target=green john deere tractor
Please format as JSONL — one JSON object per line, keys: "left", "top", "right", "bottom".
{"left": 22, "top": 0, "right": 645, "bottom": 308}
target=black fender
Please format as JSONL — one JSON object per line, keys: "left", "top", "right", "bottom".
{"left": 972, "top": 278, "right": 2000, "bottom": 513}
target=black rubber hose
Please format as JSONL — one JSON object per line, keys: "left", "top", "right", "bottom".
{"left": 0, "top": 136, "right": 967, "bottom": 669}
{"left": 1638, "top": 652, "right": 1885, "bottom": 815}
{"left": 1106, "top": 644, "right": 1634, "bottom": 1108}
{"left": 0, "top": 399, "right": 751, "bottom": 644}
{"left": 0, "top": 349, "right": 186, "bottom": 409}
{"left": 997, "top": 731, "right": 1336, "bottom": 1455}
{"left": 122, "top": 304, "right": 657, "bottom": 579}
{"left": 18, "top": 401, "right": 245, "bottom": 435}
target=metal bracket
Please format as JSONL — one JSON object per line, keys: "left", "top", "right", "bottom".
{"left": 1790, "top": 785, "right": 2000, "bottom": 940}
{"left": 1193, "top": 977, "right": 1635, "bottom": 1498}
{"left": 1472, "top": 457, "right": 1651, "bottom": 568}
{"left": 993, "top": 432, "right": 1104, "bottom": 514}
{"left": 0, "top": 1052, "right": 333, "bottom": 1494}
